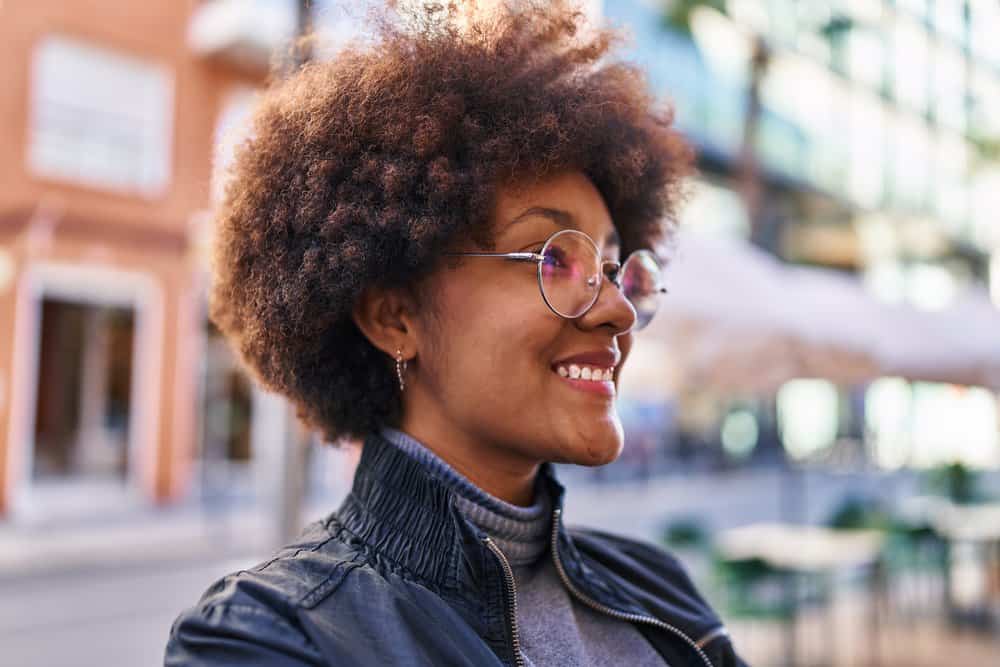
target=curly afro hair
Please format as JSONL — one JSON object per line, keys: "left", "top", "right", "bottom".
{"left": 209, "top": 1, "right": 694, "bottom": 443}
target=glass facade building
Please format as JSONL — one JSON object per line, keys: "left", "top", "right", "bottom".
{"left": 605, "top": 0, "right": 1000, "bottom": 279}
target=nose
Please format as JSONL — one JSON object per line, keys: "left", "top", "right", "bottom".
{"left": 574, "top": 269, "right": 636, "bottom": 335}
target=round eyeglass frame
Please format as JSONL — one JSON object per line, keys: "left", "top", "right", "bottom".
{"left": 446, "top": 228, "right": 668, "bottom": 330}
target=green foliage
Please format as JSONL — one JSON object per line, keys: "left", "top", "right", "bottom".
{"left": 968, "top": 130, "right": 1000, "bottom": 167}
{"left": 658, "top": 0, "right": 727, "bottom": 35}
{"left": 924, "top": 462, "right": 982, "bottom": 505}
{"left": 826, "top": 495, "right": 893, "bottom": 531}
{"left": 662, "top": 516, "right": 710, "bottom": 549}
{"left": 711, "top": 552, "right": 796, "bottom": 619}
{"left": 819, "top": 15, "right": 854, "bottom": 41}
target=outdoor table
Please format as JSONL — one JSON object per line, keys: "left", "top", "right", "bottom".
{"left": 716, "top": 522, "right": 885, "bottom": 667}
{"left": 926, "top": 500, "right": 1000, "bottom": 628}
{"left": 929, "top": 500, "right": 1000, "bottom": 543}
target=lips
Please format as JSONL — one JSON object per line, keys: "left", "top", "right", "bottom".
{"left": 550, "top": 348, "right": 621, "bottom": 396}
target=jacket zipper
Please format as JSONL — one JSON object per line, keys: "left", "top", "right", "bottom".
{"left": 483, "top": 536, "right": 525, "bottom": 667}
{"left": 550, "top": 508, "right": 716, "bottom": 667}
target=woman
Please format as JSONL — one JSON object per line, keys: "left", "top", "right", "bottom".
{"left": 166, "top": 2, "right": 747, "bottom": 666}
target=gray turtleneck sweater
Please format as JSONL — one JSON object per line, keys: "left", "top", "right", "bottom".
{"left": 381, "top": 427, "right": 667, "bottom": 667}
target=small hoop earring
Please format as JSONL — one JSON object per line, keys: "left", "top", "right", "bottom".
{"left": 395, "top": 348, "right": 408, "bottom": 393}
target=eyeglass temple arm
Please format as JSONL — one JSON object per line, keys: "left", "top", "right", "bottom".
{"left": 445, "top": 251, "right": 543, "bottom": 262}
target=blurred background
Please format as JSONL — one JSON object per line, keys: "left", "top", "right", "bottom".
{"left": 1, "top": 1, "right": 999, "bottom": 665}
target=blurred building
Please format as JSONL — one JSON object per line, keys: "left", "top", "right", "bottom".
{"left": 0, "top": 0, "right": 275, "bottom": 521}
{"left": 612, "top": 0, "right": 1000, "bottom": 271}
{"left": 607, "top": 0, "right": 1000, "bottom": 471}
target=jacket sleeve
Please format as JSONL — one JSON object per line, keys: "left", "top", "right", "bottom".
{"left": 164, "top": 602, "right": 324, "bottom": 667}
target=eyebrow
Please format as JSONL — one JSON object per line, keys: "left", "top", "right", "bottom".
{"left": 507, "top": 206, "right": 621, "bottom": 247}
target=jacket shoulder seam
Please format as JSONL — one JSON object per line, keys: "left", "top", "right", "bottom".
{"left": 251, "top": 521, "right": 341, "bottom": 576}
{"left": 295, "top": 547, "right": 368, "bottom": 609}
{"left": 331, "top": 518, "right": 448, "bottom": 593}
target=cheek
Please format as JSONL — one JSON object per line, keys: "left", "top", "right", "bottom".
{"left": 444, "top": 267, "right": 555, "bottom": 340}
{"left": 466, "top": 303, "right": 559, "bottom": 381}
{"left": 424, "top": 272, "right": 625, "bottom": 464}
{"left": 431, "top": 278, "right": 559, "bottom": 388}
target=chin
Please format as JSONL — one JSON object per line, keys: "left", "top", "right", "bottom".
{"left": 567, "top": 422, "right": 625, "bottom": 467}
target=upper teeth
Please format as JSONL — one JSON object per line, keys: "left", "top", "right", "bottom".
{"left": 556, "top": 364, "right": 613, "bottom": 381}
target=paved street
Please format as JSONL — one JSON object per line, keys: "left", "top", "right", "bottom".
{"left": 729, "top": 596, "right": 1000, "bottom": 667}
{"left": 0, "top": 556, "right": 260, "bottom": 667}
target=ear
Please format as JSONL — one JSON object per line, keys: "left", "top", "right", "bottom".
{"left": 351, "top": 286, "right": 419, "bottom": 360}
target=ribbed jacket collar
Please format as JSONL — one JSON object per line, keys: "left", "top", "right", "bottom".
{"left": 334, "top": 431, "right": 567, "bottom": 593}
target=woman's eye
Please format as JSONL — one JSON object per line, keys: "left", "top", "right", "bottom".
{"left": 543, "top": 246, "right": 569, "bottom": 268}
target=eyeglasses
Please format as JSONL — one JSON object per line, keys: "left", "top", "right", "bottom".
{"left": 447, "top": 228, "right": 668, "bottom": 331}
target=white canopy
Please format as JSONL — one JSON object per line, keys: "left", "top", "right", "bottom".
{"left": 637, "top": 230, "right": 1000, "bottom": 394}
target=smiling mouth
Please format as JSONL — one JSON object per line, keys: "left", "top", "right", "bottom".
{"left": 551, "top": 363, "right": 617, "bottom": 397}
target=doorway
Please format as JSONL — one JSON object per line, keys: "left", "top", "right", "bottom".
{"left": 5, "top": 262, "right": 162, "bottom": 521}
{"left": 31, "top": 299, "right": 135, "bottom": 482}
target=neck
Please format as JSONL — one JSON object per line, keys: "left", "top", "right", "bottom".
{"left": 397, "top": 412, "right": 541, "bottom": 507}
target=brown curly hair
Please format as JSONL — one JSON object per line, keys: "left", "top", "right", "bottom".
{"left": 209, "top": 1, "right": 694, "bottom": 443}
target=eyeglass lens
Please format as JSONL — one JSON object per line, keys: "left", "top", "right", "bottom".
{"left": 620, "top": 249, "right": 661, "bottom": 330}
{"left": 539, "top": 230, "right": 602, "bottom": 319}
{"left": 538, "top": 230, "right": 663, "bottom": 329}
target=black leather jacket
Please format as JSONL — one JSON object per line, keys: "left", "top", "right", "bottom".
{"left": 165, "top": 433, "right": 748, "bottom": 666}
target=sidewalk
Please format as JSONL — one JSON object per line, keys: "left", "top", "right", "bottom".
{"left": 0, "top": 466, "right": 944, "bottom": 582}
{"left": 0, "top": 503, "right": 270, "bottom": 581}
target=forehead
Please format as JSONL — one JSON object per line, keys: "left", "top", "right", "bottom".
{"left": 492, "top": 171, "right": 618, "bottom": 245}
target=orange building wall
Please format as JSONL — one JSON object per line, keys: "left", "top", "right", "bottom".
{"left": 0, "top": 245, "right": 16, "bottom": 516}
{"left": 0, "top": 0, "right": 266, "bottom": 515}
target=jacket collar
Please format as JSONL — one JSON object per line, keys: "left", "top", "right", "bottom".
{"left": 332, "top": 432, "right": 730, "bottom": 665}
{"left": 334, "top": 431, "right": 567, "bottom": 593}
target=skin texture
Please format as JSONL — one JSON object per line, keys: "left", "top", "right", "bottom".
{"left": 354, "top": 171, "right": 636, "bottom": 505}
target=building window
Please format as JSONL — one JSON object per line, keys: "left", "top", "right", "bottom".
{"left": 932, "top": 0, "right": 966, "bottom": 45}
{"left": 28, "top": 35, "right": 174, "bottom": 196}
{"left": 933, "top": 131, "right": 970, "bottom": 232}
{"left": 211, "top": 88, "right": 258, "bottom": 204}
{"left": 932, "top": 41, "right": 966, "bottom": 132}
{"left": 845, "top": 27, "right": 884, "bottom": 90}
{"left": 896, "top": 0, "right": 928, "bottom": 20}
{"left": 891, "top": 113, "right": 931, "bottom": 211}
{"left": 970, "top": 0, "right": 1000, "bottom": 68}
{"left": 969, "top": 65, "right": 1000, "bottom": 138}
{"left": 891, "top": 16, "right": 930, "bottom": 114}
{"left": 847, "top": 89, "right": 887, "bottom": 208}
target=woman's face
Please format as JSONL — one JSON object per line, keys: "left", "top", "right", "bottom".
{"left": 406, "top": 171, "right": 636, "bottom": 469}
